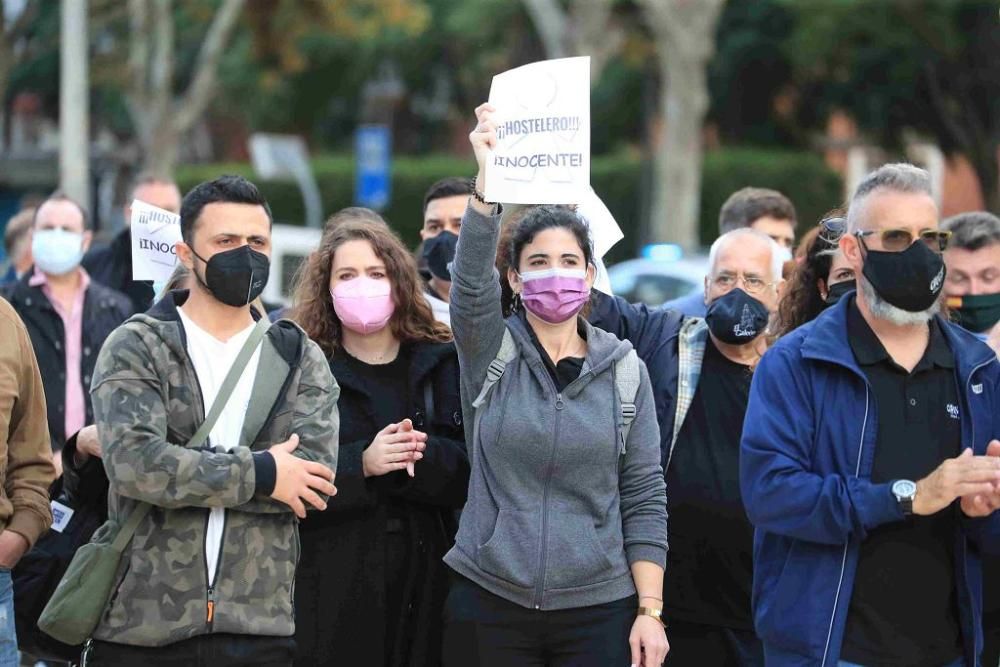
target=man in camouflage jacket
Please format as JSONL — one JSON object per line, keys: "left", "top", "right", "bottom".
{"left": 84, "top": 175, "right": 339, "bottom": 666}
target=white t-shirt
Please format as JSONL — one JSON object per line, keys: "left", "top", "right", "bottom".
{"left": 177, "top": 308, "right": 262, "bottom": 585}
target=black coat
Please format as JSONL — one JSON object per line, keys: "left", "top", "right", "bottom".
{"left": 82, "top": 228, "right": 155, "bottom": 315}
{"left": 294, "top": 340, "right": 468, "bottom": 667}
{"left": 1, "top": 272, "right": 132, "bottom": 451}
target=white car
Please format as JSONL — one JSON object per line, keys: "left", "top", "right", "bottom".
{"left": 607, "top": 256, "right": 709, "bottom": 307}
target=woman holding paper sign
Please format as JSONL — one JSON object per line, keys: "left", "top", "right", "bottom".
{"left": 289, "top": 208, "right": 469, "bottom": 667}
{"left": 441, "top": 103, "right": 669, "bottom": 667}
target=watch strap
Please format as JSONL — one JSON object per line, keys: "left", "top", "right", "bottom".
{"left": 637, "top": 606, "right": 666, "bottom": 628}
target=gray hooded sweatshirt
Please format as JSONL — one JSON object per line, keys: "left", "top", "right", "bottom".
{"left": 444, "top": 205, "right": 667, "bottom": 611}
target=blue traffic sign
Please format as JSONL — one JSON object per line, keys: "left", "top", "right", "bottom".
{"left": 355, "top": 125, "right": 392, "bottom": 210}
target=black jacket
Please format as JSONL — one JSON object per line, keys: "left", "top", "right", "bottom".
{"left": 82, "top": 228, "right": 155, "bottom": 315}
{"left": 1, "top": 271, "right": 132, "bottom": 451}
{"left": 294, "top": 340, "right": 468, "bottom": 667}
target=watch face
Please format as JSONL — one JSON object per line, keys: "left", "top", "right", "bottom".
{"left": 893, "top": 480, "right": 917, "bottom": 498}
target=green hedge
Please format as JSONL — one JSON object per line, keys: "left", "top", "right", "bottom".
{"left": 700, "top": 148, "right": 846, "bottom": 248}
{"left": 176, "top": 148, "right": 843, "bottom": 264}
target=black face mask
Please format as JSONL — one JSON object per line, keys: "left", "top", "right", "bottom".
{"left": 422, "top": 231, "right": 458, "bottom": 282}
{"left": 705, "top": 288, "right": 770, "bottom": 345}
{"left": 949, "top": 292, "right": 1000, "bottom": 333}
{"left": 860, "top": 238, "right": 945, "bottom": 313}
{"left": 824, "top": 280, "right": 856, "bottom": 307}
{"left": 191, "top": 245, "right": 270, "bottom": 308}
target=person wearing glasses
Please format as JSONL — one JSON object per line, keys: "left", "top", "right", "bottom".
{"left": 589, "top": 226, "right": 784, "bottom": 666}
{"left": 939, "top": 211, "right": 1000, "bottom": 667}
{"left": 663, "top": 187, "right": 797, "bottom": 318}
{"left": 741, "top": 163, "right": 1000, "bottom": 667}
{"left": 776, "top": 212, "right": 857, "bottom": 336}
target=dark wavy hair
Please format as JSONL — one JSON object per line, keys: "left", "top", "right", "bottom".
{"left": 495, "top": 205, "right": 594, "bottom": 317}
{"left": 289, "top": 208, "right": 451, "bottom": 357}
{"left": 777, "top": 210, "right": 847, "bottom": 337}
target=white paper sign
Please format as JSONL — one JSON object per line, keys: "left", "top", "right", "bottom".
{"left": 576, "top": 188, "right": 623, "bottom": 259}
{"left": 593, "top": 258, "right": 613, "bottom": 296}
{"left": 576, "top": 188, "right": 623, "bottom": 296}
{"left": 130, "top": 200, "right": 182, "bottom": 282}
{"left": 50, "top": 500, "right": 74, "bottom": 533}
{"left": 485, "top": 56, "right": 590, "bottom": 205}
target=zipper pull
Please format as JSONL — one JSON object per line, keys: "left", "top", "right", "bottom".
{"left": 555, "top": 393, "right": 564, "bottom": 410}
{"left": 207, "top": 587, "right": 216, "bottom": 626}
{"left": 619, "top": 431, "right": 627, "bottom": 456}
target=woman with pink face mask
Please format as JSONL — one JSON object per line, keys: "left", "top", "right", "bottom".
{"left": 288, "top": 209, "right": 469, "bottom": 667}
{"left": 441, "top": 105, "right": 669, "bottom": 667}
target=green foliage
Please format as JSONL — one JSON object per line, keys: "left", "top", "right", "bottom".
{"left": 700, "top": 148, "right": 844, "bottom": 243}
{"left": 708, "top": 0, "right": 797, "bottom": 146}
{"left": 176, "top": 148, "right": 843, "bottom": 260}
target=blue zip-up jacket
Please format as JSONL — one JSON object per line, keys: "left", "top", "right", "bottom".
{"left": 740, "top": 296, "right": 1000, "bottom": 667}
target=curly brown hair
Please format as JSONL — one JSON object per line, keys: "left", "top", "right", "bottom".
{"left": 776, "top": 209, "right": 847, "bottom": 337}
{"left": 289, "top": 209, "right": 452, "bottom": 358}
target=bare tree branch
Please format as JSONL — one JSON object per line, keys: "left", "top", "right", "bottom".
{"left": 638, "top": 0, "right": 725, "bottom": 248}
{"left": 173, "top": 0, "right": 246, "bottom": 133}
{"left": 567, "top": 0, "right": 622, "bottom": 82}
{"left": 522, "top": 0, "right": 623, "bottom": 82}
{"left": 8, "top": 0, "right": 38, "bottom": 38}
{"left": 127, "top": 0, "right": 149, "bottom": 111}
{"left": 522, "top": 0, "right": 569, "bottom": 60}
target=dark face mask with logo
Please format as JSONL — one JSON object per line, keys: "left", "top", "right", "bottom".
{"left": 824, "top": 280, "right": 856, "bottom": 307}
{"left": 948, "top": 293, "right": 1000, "bottom": 334}
{"left": 859, "top": 237, "right": 945, "bottom": 313}
{"left": 422, "top": 231, "right": 458, "bottom": 282}
{"left": 190, "top": 244, "right": 270, "bottom": 307}
{"left": 705, "top": 288, "right": 770, "bottom": 345}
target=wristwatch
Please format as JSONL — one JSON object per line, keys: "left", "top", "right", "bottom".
{"left": 892, "top": 479, "right": 917, "bottom": 517}
{"left": 637, "top": 607, "right": 666, "bottom": 628}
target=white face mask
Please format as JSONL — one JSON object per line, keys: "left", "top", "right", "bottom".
{"left": 517, "top": 267, "right": 588, "bottom": 283}
{"left": 32, "top": 228, "right": 85, "bottom": 276}
{"left": 776, "top": 245, "right": 793, "bottom": 264}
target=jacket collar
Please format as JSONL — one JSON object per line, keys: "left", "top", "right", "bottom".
{"left": 136, "top": 288, "right": 273, "bottom": 359}
{"left": 802, "top": 294, "right": 995, "bottom": 382}
{"left": 505, "top": 312, "right": 635, "bottom": 399}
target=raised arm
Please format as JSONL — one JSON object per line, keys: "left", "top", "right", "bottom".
{"left": 450, "top": 103, "right": 508, "bottom": 392}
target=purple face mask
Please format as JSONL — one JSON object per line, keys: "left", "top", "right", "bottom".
{"left": 518, "top": 268, "right": 589, "bottom": 324}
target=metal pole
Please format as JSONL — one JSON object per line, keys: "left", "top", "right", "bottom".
{"left": 60, "top": 0, "right": 90, "bottom": 212}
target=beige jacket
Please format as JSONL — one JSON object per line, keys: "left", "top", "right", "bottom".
{"left": 0, "top": 296, "right": 55, "bottom": 548}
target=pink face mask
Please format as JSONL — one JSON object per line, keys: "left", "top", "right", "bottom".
{"left": 331, "top": 276, "right": 396, "bottom": 335}
{"left": 518, "top": 268, "right": 590, "bottom": 324}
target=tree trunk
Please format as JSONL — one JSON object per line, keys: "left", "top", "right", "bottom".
{"left": 521, "top": 0, "right": 568, "bottom": 60}
{"left": 142, "top": 121, "right": 180, "bottom": 176}
{"left": 648, "top": 48, "right": 710, "bottom": 249}
{"left": 521, "top": 0, "right": 621, "bottom": 84}
{"left": 641, "top": 0, "right": 724, "bottom": 250}
{"left": 125, "top": 0, "right": 244, "bottom": 177}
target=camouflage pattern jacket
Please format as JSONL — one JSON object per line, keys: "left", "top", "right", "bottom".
{"left": 89, "top": 291, "right": 339, "bottom": 647}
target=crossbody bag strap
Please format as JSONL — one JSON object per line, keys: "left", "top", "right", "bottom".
{"left": 111, "top": 316, "right": 270, "bottom": 553}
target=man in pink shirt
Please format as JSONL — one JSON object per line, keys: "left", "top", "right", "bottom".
{"left": 1, "top": 193, "right": 131, "bottom": 476}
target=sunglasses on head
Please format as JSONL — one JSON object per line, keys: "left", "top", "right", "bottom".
{"left": 854, "top": 228, "right": 951, "bottom": 253}
{"left": 818, "top": 217, "right": 846, "bottom": 245}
